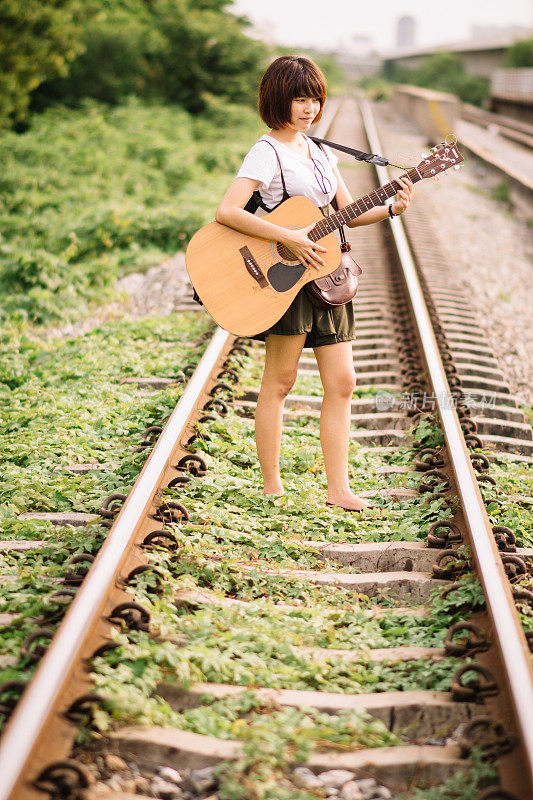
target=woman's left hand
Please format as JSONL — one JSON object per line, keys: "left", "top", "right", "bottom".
{"left": 391, "top": 175, "right": 414, "bottom": 215}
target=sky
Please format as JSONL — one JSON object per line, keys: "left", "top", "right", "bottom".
{"left": 230, "top": 0, "right": 533, "bottom": 54}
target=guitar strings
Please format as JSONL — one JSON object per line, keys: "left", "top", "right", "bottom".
{"left": 309, "top": 167, "right": 420, "bottom": 241}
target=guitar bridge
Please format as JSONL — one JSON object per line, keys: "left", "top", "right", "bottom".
{"left": 240, "top": 246, "right": 268, "bottom": 288}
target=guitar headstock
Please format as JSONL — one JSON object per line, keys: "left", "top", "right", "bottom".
{"left": 416, "top": 135, "right": 464, "bottom": 179}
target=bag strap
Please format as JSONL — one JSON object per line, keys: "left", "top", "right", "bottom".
{"left": 329, "top": 196, "right": 350, "bottom": 253}
{"left": 315, "top": 141, "right": 351, "bottom": 254}
{"left": 261, "top": 139, "right": 290, "bottom": 201}
{"left": 244, "top": 139, "right": 291, "bottom": 213}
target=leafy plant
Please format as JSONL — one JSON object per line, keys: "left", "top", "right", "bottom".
{"left": 30, "top": 0, "right": 267, "bottom": 115}
{"left": 396, "top": 748, "right": 497, "bottom": 799}
{"left": 0, "top": 0, "right": 94, "bottom": 128}
{"left": 380, "top": 52, "right": 490, "bottom": 107}
{"left": 506, "top": 38, "right": 533, "bottom": 68}
{"left": 0, "top": 97, "right": 260, "bottom": 323}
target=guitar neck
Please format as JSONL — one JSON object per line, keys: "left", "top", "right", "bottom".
{"left": 308, "top": 167, "right": 422, "bottom": 242}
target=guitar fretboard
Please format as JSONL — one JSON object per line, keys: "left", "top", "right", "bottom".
{"left": 308, "top": 167, "right": 421, "bottom": 242}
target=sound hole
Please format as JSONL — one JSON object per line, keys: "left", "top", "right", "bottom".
{"left": 276, "top": 242, "right": 299, "bottom": 263}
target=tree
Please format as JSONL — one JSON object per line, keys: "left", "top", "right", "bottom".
{"left": 0, "top": 0, "right": 93, "bottom": 127}
{"left": 150, "top": 0, "right": 266, "bottom": 112}
{"left": 506, "top": 38, "right": 533, "bottom": 67}
{"left": 30, "top": 0, "right": 267, "bottom": 115}
{"left": 411, "top": 52, "right": 464, "bottom": 93}
{"left": 381, "top": 52, "right": 490, "bottom": 108}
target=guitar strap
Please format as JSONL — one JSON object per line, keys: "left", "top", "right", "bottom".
{"left": 310, "top": 136, "right": 407, "bottom": 169}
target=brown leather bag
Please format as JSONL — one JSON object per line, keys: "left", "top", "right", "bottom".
{"left": 304, "top": 251, "right": 363, "bottom": 309}
{"left": 305, "top": 197, "right": 363, "bottom": 309}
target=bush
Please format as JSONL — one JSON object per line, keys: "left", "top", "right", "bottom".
{"left": 31, "top": 21, "right": 154, "bottom": 110}
{"left": 381, "top": 52, "right": 490, "bottom": 107}
{"left": 0, "top": 97, "right": 261, "bottom": 324}
{"left": 358, "top": 75, "right": 394, "bottom": 102}
{"left": 30, "top": 0, "right": 267, "bottom": 115}
{"left": 506, "top": 38, "right": 533, "bottom": 67}
{"left": 451, "top": 73, "right": 490, "bottom": 107}
{"left": 0, "top": 0, "right": 93, "bottom": 128}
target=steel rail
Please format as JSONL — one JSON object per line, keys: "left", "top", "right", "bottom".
{"left": 359, "top": 97, "right": 533, "bottom": 794}
{"left": 0, "top": 326, "right": 233, "bottom": 800}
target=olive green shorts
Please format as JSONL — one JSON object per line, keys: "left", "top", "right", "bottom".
{"left": 253, "top": 288, "right": 355, "bottom": 349}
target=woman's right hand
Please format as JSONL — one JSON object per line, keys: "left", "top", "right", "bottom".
{"left": 279, "top": 223, "right": 327, "bottom": 271}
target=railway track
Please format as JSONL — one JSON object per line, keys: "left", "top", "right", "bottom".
{"left": 451, "top": 102, "right": 533, "bottom": 217}
{"left": 0, "top": 98, "right": 532, "bottom": 800}
{"left": 461, "top": 104, "right": 533, "bottom": 152}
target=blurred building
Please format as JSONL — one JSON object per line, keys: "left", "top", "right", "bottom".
{"left": 334, "top": 32, "right": 381, "bottom": 78}
{"left": 491, "top": 68, "right": 533, "bottom": 122}
{"left": 470, "top": 24, "right": 528, "bottom": 41}
{"left": 396, "top": 16, "right": 416, "bottom": 50}
{"left": 386, "top": 27, "right": 533, "bottom": 79}
{"left": 348, "top": 34, "right": 374, "bottom": 57}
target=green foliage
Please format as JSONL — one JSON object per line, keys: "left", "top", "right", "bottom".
{"left": 410, "top": 417, "right": 445, "bottom": 449}
{"left": 396, "top": 748, "right": 496, "bottom": 799}
{"left": 168, "top": 600, "right": 452, "bottom": 653}
{"left": 148, "top": 0, "right": 266, "bottom": 113}
{"left": 203, "top": 700, "right": 396, "bottom": 800}
{"left": 0, "top": 311, "right": 214, "bottom": 707}
{"left": 505, "top": 38, "right": 533, "bottom": 67}
{"left": 0, "top": 97, "right": 260, "bottom": 324}
{"left": 309, "top": 52, "right": 349, "bottom": 95}
{"left": 358, "top": 75, "right": 394, "bottom": 102}
{"left": 382, "top": 52, "right": 490, "bottom": 107}
{"left": 0, "top": 313, "right": 212, "bottom": 520}
{"left": 100, "top": 627, "right": 461, "bottom": 694}
{"left": 381, "top": 59, "right": 411, "bottom": 84}
{"left": 0, "top": 0, "right": 94, "bottom": 128}
{"left": 2, "top": 318, "right": 529, "bottom": 794}
{"left": 490, "top": 181, "right": 511, "bottom": 205}
{"left": 31, "top": 0, "right": 267, "bottom": 114}
{"left": 89, "top": 667, "right": 399, "bottom": 789}
{"left": 31, "top": 18, "right": 154, "bottom": 109}
{"left": 410, "top": 52, "right": 464, "bottom": 89}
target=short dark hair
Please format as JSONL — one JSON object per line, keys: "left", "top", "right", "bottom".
{"left": 258, "top": 55, "right": 327, "bottom": 129}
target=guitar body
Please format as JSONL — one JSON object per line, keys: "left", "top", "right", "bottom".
{"left": 185, "top": 195, "right": 342, "bottom": 336}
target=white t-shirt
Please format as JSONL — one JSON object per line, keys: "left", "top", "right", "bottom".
{"left": 236, "top": 133, "right": 338, "bottom": 209}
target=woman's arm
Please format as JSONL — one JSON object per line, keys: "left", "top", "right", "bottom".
{"left": 332, "top": 165, "right": 413, "bottom": 227}
{"left": 215, "top": 177, "right": 327, "bottom": 270}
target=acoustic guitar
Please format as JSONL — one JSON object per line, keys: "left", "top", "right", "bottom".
{"left": 185, "top": 139, "right": 464, "bottom": 336}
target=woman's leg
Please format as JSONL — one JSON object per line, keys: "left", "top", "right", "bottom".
{"left": 313, "top": 340, "right": 370, "bottom": 510}
{"left": 255, "top": 333, "right": 307, "bottom": 494}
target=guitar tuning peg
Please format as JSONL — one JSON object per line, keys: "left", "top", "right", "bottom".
{"left": 421, "top": 153, "right": 428, "bottom": 159}
{"left": 433, "top": 175, "right": 440, "bottom": 181}
{"left": 454, "top": 165, "right": 461, "bottom": 170}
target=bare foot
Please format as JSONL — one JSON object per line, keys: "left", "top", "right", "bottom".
{"left": 263, "top": 484, "right": 284, "bottom": 497}
{"left": 326, "top": 490, "right": 372, "bottom": 511}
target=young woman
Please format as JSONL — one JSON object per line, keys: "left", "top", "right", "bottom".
{"left": 216, "top": 55, "right": 413, "bottom": 510}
